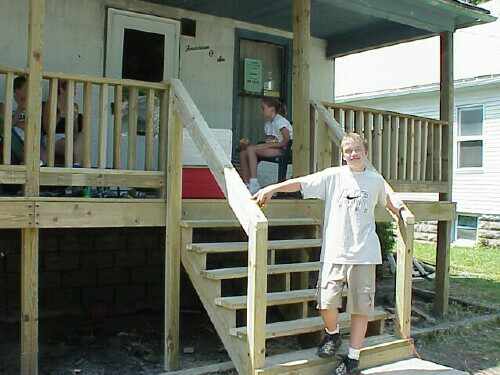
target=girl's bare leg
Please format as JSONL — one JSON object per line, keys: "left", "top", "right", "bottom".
{"left": 247, "top": 145, "right": 282, "bottom": 179}
{"left": 239, "top": 150, "right": 250, "bottom": 183}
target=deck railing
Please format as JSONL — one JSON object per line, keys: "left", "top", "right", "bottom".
{"left": 0, "top": 65, "right": 170, "bottom": 190}
{"left": 314, "top": 102, "right": 450, "bottom": 193}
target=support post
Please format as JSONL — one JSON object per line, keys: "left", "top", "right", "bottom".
{"left": 435, "top": 31, "right": 454, "bottom": 317}
{"left": 292, "top": 0, "right": 311, "bottom": 177}
{"left": 164, "top": 102, "right": 183, "bottom": 370}
{"left": 21, "top": 1, "right": 44, "bottom": 374}
{"left": 395, "top": 221, "right": 414, "bottom": 338}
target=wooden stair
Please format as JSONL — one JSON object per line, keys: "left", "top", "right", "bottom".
{"left": 180, "top": 216, "right": 402, "bottom": 375}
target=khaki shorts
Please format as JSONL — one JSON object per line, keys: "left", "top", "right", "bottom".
{"left": 316, "top": 263, "right": 376, "bottom": 315}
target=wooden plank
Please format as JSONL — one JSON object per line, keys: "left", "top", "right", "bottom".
{"left": 181, "top": 217, "right": 319, "bottom": 228}
{"left": 246, "top": 222, "right": 268, "bottom": 373}
{"left": 145, "top": 88, "right": 155, "bottom": 171}
{"left": 256, "top": 336, "right": 413, "bottom": 375}
{"left": 420, "top": 121, "right": 428, "bottom": 181}
{"left": 382, "top": 115, "right": 391, "bottom": 178}
{"left": 322, "top": 102, "right": 447, "bottom": 126}
{"left": 202, "top": 262, "right": 320, "bottom": 280}
{"left": 21, "top": 227, "right": 39, "bottom": 375}
{"left": 346, "top": 109, "right": 355, "bottom": 133}
{"left": 215, "top": 289, "right": 318, "bottom": 310}
{"left": 388, "top": 180, "right": 449, "bottom": 193}
{"left": 39, "top": 167, "right": 163, "bottom": 188}
{"left": 64, "top": 80, "right": 74, "bottom": 167}
{"left": 0, "top": 200, "right": 35, "bottom": 228}
{"left": 398, "top": 118, "right": 408, "bottom": 180}
{"left": 127, "top": 87, "right": 138, "bottom": 170}
{"left": 0, "top": 164, "right": 28, "bottom": 184}
{"left": 165, "top": 110, "right": 183, "bottom": 370}
{"left": 312, "top": 107, "right": 332, "bottom": 171}
{"left": 82, "top": 81, "right": 92, "bottom": 167}
{"left": 2, "top": 72, "right": 14, "bottom": 165}
{"left": 391, "top": 116, "right": 399, "bottom": 180}
{"left": 373, "top": 113, "right": 383, "bottom": 172}
{"left": 158, "top": 88, "right": 170, "bottom": 178}
{"left": 435, "top": 31, "right": 454, "bottom": 318}
{"left": 0, "top": 65, "right": 28, "bottom": 75}
{"left": 230, "top": 308, "right": 387, "bottom": 339}
{"left": 43, "top": 71, "right": 167, "bottom": 90}
{"left": 113, "top": 85, "right": 123, "bottom": 169}
{"left": 24, "top": 0, "right": 45, "bottom": 199}
{"left": 46, "top": 78, "right": 58, "bottom": 167}
{"left": 35, "top": 199, "right": 165, "bottom": 228}
{"left": 332, "top": 109, "right": 344, "bottom": 165}
{"left": 355, "top": 110, "right": 364, "bottom": 134}
{"left": 433, "top": 123, "right": 443, "bottom": 181}
{"left": 408, "top": 119, "right": 415, "bottom": 181}
{"left": 427, "top": 122, "right": 434, "bottom": 181}
{"left": 364, "top": 112, "right": 373, "bottom": 162}
{"left": 292, "top": 0, "right": 311, "bottom": 177}
{"left": 413, "top": 120, "right": 422, "bottom": 181}
{"left": 189, "top": 238, "right": 322, "bottom": 254}
{"left": 98, "top": 83, "right": 109, "bottom": 169}
{"left": 395, "top": 219, "right": 414, "bottom": 338}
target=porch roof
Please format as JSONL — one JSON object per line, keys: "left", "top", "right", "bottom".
{"left": 147, "top": 0, "right": 496, "bottom": 58}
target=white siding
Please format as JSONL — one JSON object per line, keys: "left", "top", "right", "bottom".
{"left": 346, "top": 83, "right": 500, "bottom": 216}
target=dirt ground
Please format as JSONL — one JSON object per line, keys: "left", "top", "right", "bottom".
{"left": 1, "top": 278, "right": 499, "bottom": 374}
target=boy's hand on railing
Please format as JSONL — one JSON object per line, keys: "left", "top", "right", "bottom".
{"left": 252, "top": 186, "right": 275, "bottom": 208}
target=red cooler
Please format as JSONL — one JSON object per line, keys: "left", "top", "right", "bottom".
{"left": 182, "top": 167, "right": 225, "bottom": 199}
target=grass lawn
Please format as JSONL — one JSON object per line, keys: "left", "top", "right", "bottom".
{"left": 413, "top": 242, "right": 500, "bottom": 309}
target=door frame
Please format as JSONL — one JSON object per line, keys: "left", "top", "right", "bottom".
{"left": 232, "top": 29, "right": 293, "bottom": 159}
{"left": 105, "top": 8, "right": 180, "bottom": 80}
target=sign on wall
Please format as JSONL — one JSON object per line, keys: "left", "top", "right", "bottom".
{"left": 243, "top": 58, "right": 262, "bottom": 93}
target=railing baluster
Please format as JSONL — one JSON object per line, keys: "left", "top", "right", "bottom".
{"left": 113, "top": 85, "right": 123, "bottom": 169}
{"left": 408, "top": 119, "right": 415, "bottom": 181}
{"left": 383, "top": 115, "right": 392, "bottom": 178}
{"left": 82, "top": 81, "right": 93, "bottom": 168}
{"left": 332, "top": 109, "right": 343, "bottom": 165}
{"left": 426, "top": 122, "right": 434, "bottom": 181}
{"left": 398, "top": 118, "right": 408, "bottom": 180}
{"left": 420, "top": 121, "right": 428, "bottom": 181}
{"left": 64, "top": 80, "right": 75, "bottom": 167}
{"left": 355, "top": 110, "right": 364, "bottom": 135}
{"left": 391, "top": 116, "right": 399, "bottom": 180}
{"left": 159, "top": 88, "right": 170, "bottom": 179}
{"left": 373, "top": 113, "right": 383, "bottom": 172}
{"left": 46, "top": 78, "right": 58, "bottom": 167}
{"left": 346, "top": 109, "right": 355, "bottom": 133}
{"left": 98, "top": 83, "right": 109, "bottom": 169}
{"left": 2, "top": 72, "right": 14, "bottom": 165}
{"left": 145, "top": 88, "right": 155, "bottom": 171}
{"left": 128, "top": 87, "right": 138, "bottom": 170}
{"left": 364, "top": 112, "right": 373, "bottom": 162}
{"left": 434, "top": 123, "right": 443, "bottom": 182}
{"left": 414, "top": 120, "right": 422, "bottom": 181}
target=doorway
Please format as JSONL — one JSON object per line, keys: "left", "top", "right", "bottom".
{"left": 232, "top": 30, "right": 292, "bottom": 161}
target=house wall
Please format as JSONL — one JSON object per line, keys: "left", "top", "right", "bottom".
{"left": 345, "top": 83, "right": 500, "bottom": 246}
{"left": 0, "top": 0, "right": 334, "bottom": 159}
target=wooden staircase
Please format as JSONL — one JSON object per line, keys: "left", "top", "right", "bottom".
{"left": 180, "top": 215, "right": 409, "bottom": 375}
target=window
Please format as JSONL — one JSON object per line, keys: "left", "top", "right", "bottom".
{"left": 457, "top": 106, "right": 483, "bottom": 169}
{"left": 455, "top": 215, "right": 478, "bottom": 242}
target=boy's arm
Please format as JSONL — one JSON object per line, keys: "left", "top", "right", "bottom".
{"left": 252, "top": 178, "right": 302, "bottom": 207}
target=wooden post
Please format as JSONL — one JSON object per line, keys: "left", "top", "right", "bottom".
{"left": 292, "top": 0, "right": 311, "bottom": 177}
{"left": 22, "top": 1, "right": 44, "bottom": 374}
{"left": 312, "top": 104, "right": 332, "bottom": 171}
{"left": 2, "top": 72, "right": 14, "bottom": 165}
{"left": 435, "top": 31, "right": 454, "bottom": 317}
{"left": 395, "top": 221, "right": 414, "bottom": 338}
{"left": 164, "top": 105, "right": 183, "bottom": 370}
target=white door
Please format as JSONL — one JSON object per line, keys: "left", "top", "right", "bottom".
{"left": 105, "top": 8, "right": 179, "bottom": 169}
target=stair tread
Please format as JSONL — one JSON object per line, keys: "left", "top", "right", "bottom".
{"left": 256, "top": 334, "right": 412, "bottom": 374}
{"left": 230, "top": 308, "right": 387, "bottom": 339}
{"left": 181, "top": 217, "right": 320, "bottom": 228}
{"left": 215, "top": 289, "right": 348, "bottom": 310}
{"left": 189, "top": 238, "right": 322, "bottom": 253}
{"left": 202, "top": 262, "right": 321, "bottom": 280}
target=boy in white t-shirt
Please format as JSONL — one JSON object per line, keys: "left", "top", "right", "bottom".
{"left": 253, "top": 133, "right": 404, "bottom": 375}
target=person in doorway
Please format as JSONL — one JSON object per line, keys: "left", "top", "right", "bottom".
{"left": 41, "top": 80, "right": 84, "bottom": 166}
{"left": 252, "top": 133, "right": 405, "bottom": 375}
{"left": 239, "top": 97, "right": 293, "bottom": 194}
{"left": 0, "top": 76, "right": 47, "bottom": 164}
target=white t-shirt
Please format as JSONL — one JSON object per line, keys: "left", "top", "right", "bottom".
{"left": 299, "top": 166, "right": 402, "bottom": 265}
{"left": 264, "top": 114, "right": 293, "bottom": 143}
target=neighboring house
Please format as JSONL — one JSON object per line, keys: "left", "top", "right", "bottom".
{"left": 338, "top": 75, "right": 500, "bottom": 247}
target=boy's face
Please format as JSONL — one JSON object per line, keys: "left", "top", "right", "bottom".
{"left": 342, "top": 139, "right": 367, "bottom": 169}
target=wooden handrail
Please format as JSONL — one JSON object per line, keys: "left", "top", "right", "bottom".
{"left": 169, "top": 78, "right": 268, "bottom": 371}
{"left": 311, "top": 100, "right": 415, "bottom": 339}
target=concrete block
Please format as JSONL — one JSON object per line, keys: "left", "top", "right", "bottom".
{"left": 98, "top": 268, "right": 130, "bottom": 286}
{"left": 61, "top": 269, "right": 97, "bottom": 288}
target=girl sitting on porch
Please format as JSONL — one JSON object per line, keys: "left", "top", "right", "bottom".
{"left": 239, "top": 97, "right": 293, "bottom": 194}
{"left": 41, "top": 80, "right": 84, "bottom": 166}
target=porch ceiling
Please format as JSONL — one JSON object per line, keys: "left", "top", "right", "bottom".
{"left": 145, "top": 0, "right": 495, "bottom": 58}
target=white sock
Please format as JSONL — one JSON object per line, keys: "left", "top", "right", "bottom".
{"left": 325, "top": 325, "right": 339, "bottom": 335}
{"left": 348, "top": 347, "right": 360, "bottom": 360}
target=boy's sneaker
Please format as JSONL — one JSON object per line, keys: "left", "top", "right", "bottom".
{"left": 317, "top": 331, "right": 341, "bottom": 358}
{"left": 333, "top": 355, "right": 360, "bottom": 375}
